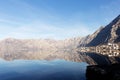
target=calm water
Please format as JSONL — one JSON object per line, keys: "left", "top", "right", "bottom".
{"left": 0, "top": 59, "right": 88, "bottom": 80}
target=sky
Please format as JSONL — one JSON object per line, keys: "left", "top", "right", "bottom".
{"left": 0, "top": 0, "right": 120, "bottom": 40}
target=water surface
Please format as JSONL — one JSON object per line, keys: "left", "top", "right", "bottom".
{"left": 0, "top": 59, "right": 87, "bottom": 80}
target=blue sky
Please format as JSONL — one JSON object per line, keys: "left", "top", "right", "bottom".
{"left": 0, "top": 0, "right": 120, "bottom": 39}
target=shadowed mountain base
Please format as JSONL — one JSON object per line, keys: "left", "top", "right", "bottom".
{"left": 86, "top": 63, "right": 120, "bottom": 80}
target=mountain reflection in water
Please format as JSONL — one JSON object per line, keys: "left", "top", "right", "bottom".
{"left": 0, "top": 59, "right": 87, "bottom": 80}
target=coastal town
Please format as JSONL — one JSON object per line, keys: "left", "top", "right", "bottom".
{"left": 77, "top": 43, "right": 120, "bottom": 57}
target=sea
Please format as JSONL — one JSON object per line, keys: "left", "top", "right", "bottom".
{"left": 0, "top": 59, "right": 88, "bottom": 80}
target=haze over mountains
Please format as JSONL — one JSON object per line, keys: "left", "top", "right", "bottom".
{"left": 0, "top": 15, "right": 120, "bottom": 65}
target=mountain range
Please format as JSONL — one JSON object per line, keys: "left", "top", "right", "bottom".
{"left": 0, "top": 15, "right": 120, "bottom": 65}
{"left": 79, "top": 15, "right": 120, "bottom": 47}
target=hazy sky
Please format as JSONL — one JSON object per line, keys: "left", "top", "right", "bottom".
{"left": 0, "top": 0, "right": 120, "bottom": 39}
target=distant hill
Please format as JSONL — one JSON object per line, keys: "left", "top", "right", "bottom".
{"left": 0, "top": 37, "right": 83, "bottom": 62}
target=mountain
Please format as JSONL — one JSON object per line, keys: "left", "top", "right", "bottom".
{"left": 0, "top": 15, "right": 120, "bottom": 65}
{"left": 78, "top": 26, "right": 104, "bottom": 47}
{"left": 84, "top": 15, "right": 120, "bottom": 46}
{"left": 0, "top": 37, "right": 83, "bottom": 61}
{"left": 76, "top": 15, "right": 120, "bottom": 65}
{"left": 0, "top": 37, "right": 96, "bottom": 64}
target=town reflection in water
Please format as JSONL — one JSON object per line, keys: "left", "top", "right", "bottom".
{"left": 77, "top": 43, "right": 120, "bottom": 57}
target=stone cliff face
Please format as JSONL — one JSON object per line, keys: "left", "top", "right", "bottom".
{"left": 85, "top": 15, "right": 120, "bottom": 46}
{"left": 78, "top": 26, "right": 104, "bottom": 47}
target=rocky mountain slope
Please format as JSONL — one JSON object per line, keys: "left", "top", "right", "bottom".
{"left": 78, "top": 26, "right": 104, "bottom": 47}
{"left": 76, "top": 15, "right": 120, "bottom": 65}
{"left": 84, "top": 15, "right": 120, "bottom": 46}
